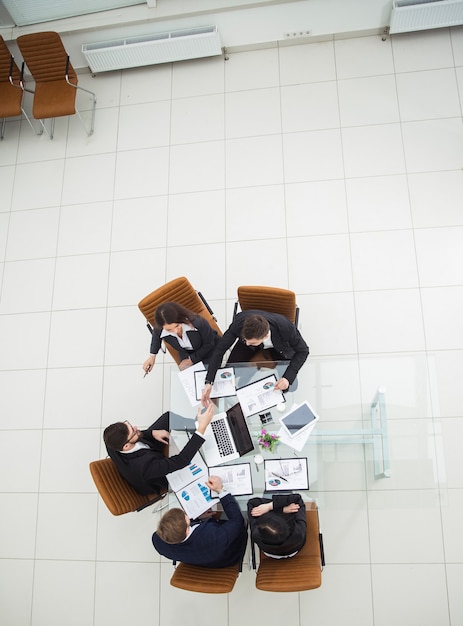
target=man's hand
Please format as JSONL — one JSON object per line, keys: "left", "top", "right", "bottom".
{"left": 179, "top": 358, "right": 193, "bottom": 371}
{"left": 250, "top": 502, "right": 273, "bottom": 517}
{"left": 283, "top": 503, "right": 300, "bottom": 514}
{"left": 196, "top": 404, "right": 214, "bottom": 435}
{"left": 206, "top": 475, "right": 223, "bottom": 493}
{"left": 143, "top": 355, "right": 155, "bottom": 375}
{"left": 152, "top": 429, "right": 169, "bottom": 444}
{"left": 274, "top": 377, "right": 290, "bottom": 391}
{"left": 201, "top": 383, "right": 213, "bottom": 407}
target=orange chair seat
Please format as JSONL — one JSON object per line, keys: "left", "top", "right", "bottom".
{"left": 0, "top": 85, "right": 22, "bottom": 117}
{"left": 255, "top": 504, "right": 323, "bottom": 592}
{"left": 170, "top": 561, "right": 241, "bottom": 593}
{"left": 89, "top": 457, "right": 165, "bottom": 516}
{"left": 0, "top": 36, "right": 23, "bottom": 119}
{"left": 33, "top": 81, "right": 76, "bottom": 119}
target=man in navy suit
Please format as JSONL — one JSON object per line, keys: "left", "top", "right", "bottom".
{"left": 152, "top": 476, "right": 248, "bottom": 568}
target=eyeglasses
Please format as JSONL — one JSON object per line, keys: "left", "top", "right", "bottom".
{"left": 123, "top": 421, "right": 138, "bottom": 446}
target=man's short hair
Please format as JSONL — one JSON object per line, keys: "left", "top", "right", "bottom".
{"left": 156, "top": 508, "right": 188, "bottom": 544}
{"left": 241, "top": 315, "right": 270, "bottom": 341}
{"left": 103, "top": 422, "right": 129, "bottom": 451}
{"left": 254, "top": 513, "right": 291, "bottom": 546}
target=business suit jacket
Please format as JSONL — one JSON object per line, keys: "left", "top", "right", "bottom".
{"left": 150, "top": 315, "right": 219, "bottom": 364}
{"left": 248, "top": 493, "right": 306, "bottom": 559}
{"left": 106, "top": 412, "right": 205, "bottom": 496}
{"left": 152, "top": 493, "right": 248, "bottom": 568}
{"left": 205, "top": 310, "right": 309, "bottom": 385}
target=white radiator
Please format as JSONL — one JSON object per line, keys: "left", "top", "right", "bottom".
{"left": 82, "top": 25, "right": 222, "bottom": 73}
{"left": 389, "top": 0, "right": 463, "bottom": 34}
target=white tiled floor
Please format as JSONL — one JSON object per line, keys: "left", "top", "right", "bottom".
{"left": 1, "top": 28, "right": 463, "bottom": 626}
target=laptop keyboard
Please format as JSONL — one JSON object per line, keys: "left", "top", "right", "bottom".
{"left": 211, "top": 419, "right": 234, "bottom": 457}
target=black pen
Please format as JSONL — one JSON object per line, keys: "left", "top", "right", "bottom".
{"left": 272, "top": 472, "right": 288, "bottom": 482}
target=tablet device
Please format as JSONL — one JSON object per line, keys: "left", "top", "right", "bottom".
{"left": 280, "top": 401, "right": 319, "bottom": 438}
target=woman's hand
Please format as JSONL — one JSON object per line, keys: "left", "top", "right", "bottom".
{"left": 143, "top": 355, "right": 155, "bottom": 375}
{"left": 179, "top": 358, "right": 193, "bottom": 371}
{"left": 250, "top": 502, "right": 273, "bottom": 517}
{"left": 283, "top": 503, "right": 300, "bottom": 514}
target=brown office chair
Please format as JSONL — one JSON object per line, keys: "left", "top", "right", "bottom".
{"left": 89, "top": 457, "right": 168, "bottom": 516}
{"left": 252, "top": 502, "right": 324, "bottom": 592}
{"left": 0, "top": 35, "right": 34, "bottom": 139}
{"left": 16, "top": 31, "right": 96, "bottom": 139}
{"left": 170, "top": 560, "right": 242, "bottom": 593}
{"left": 138, "top": 276, "right": 222, "bottom": 366}
{"left": 234, "top": 285, "right": 299, "bottom": 327}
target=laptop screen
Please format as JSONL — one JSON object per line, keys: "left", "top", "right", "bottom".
{"left": 226, "top": 402, "right": 254, "bottom": 456}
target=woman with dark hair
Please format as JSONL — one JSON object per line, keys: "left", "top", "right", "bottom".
{"left": 142, "top": 301, "right": 219, "bottom": 375}
{"left": 247, "top": 493, "right": 306, "bottom": 562}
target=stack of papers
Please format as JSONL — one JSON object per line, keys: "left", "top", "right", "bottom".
{"left": 166, "top": 451, "right": 217, "bottom": 519}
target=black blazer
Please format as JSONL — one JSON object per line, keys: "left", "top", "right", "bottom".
{"left": 106, "top": 413, "right": 205, "bottom": 496}
{"left": 248, "top": 493, "right": 306, "bottom": 560}
{"left": 206, "top": 310, "right": 309, "bottom": 385}
{"left": 150, "top": 315, "right": 219, "bottom": 364}
{"left": 152, "top": 493, "right": 248, "bottom": 568}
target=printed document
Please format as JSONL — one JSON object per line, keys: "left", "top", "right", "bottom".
{"left": 236, "top": 373, "right": 285, "bottom": 417}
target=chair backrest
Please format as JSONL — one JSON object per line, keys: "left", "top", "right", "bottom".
{"left": 0, "top": 35, "right": 22, "bottom": 118}
{"left": 170, "top": 560, "right": 241, "bottom": 593}
{"left": 236, "top": 285, "right": 299, "bottom": 326}
{"left": 89, "top": 457, "right": 165, "bottom": 516}
{"left": 254, "top": 502, "right": 323, "bottom": 592}
{"left": 138, "top": 277, "right": 222, "bottom": 365}
{"left": 17, "top": 32, "right": 78, "bottom": 121}
{"left": 17, "top": 32, "right": 77, "bottom": 84}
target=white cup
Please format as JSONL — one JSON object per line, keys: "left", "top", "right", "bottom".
{"left": 276, "top": 403, "right": 286, "bottom": 413}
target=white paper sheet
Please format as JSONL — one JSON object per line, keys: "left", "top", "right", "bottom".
{"left": 177, "top": 361, "right": 205, "bottom": 406}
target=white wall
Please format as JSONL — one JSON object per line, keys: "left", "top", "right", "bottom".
{"left": 2, "top": 0, "right": 392, "bottom": 70}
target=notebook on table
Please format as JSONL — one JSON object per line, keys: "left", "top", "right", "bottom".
{"left": 200, "top": 402, "right": 254, "bottom": 466}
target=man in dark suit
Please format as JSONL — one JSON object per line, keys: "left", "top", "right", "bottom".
{"left": 201, "top": 310, "right": 309, "bottom": 406}
{"left": 152, "top": 475, "right": 248, "bottom": 568}
{"left": 103, "top": 405, "right": 214, "bottom": 496}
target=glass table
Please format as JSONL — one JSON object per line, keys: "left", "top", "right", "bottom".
{"left": 168, "top": 361, "right": 314, "bottom": 499}
{"left": 165, "top": 362, "right": 389, "bottom": 510}
{"left": 167, "top": 360, "right": 391, "bottom": 505}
